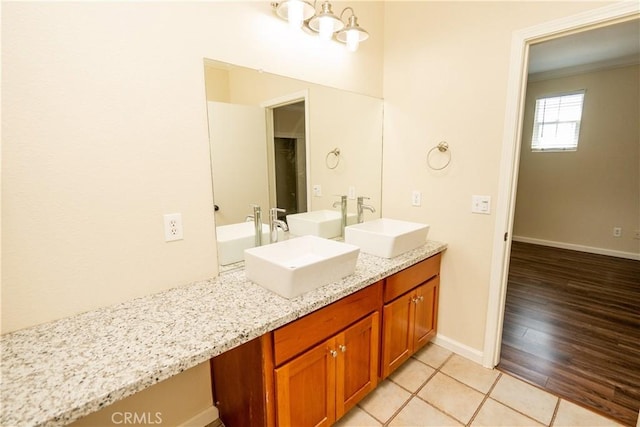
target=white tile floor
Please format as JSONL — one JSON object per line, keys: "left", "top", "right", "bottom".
{"left": 335, "top": 344, "right": 626, "bottom": 427}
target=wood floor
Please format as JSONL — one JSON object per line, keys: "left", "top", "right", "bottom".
{"left": 497, "top": 241, "right": 640, "bottom": 426}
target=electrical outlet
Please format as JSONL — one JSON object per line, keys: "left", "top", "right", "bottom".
{"left": 613, "top": 227, "right": 622, "bottom": 238}
{"left": 164, "top": 213, "right": 183, "bottom": 242}
{"left": 411, "top": 190, "right": 422, "bottom": 207}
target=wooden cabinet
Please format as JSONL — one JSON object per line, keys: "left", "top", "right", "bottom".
{"left": 413, "top": 278, "right": 439, "bottom": 349}
{"left": 381, "top": 290, "right": 413, "bottom": 377}
{"left": 381, "top": 254, "right": 441, "bottom": 378}
{"left": 274, "top": 312, "right": 379, "bottom": 426}
{"left": 212, "top": 282, "right": 382, "bottom": 427}
{"left": 211, "top": 252, "right": 442, "bottom": 426}
{"left": 210, "top": 334, "right": 275, "bottom": 427}
{"left": 337, "top": 313, "right": 379, "bottom": 416}
{"left": 274, "top": 337, "right": 335, "bottom": 427}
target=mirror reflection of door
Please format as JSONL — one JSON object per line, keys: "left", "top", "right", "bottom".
{"left": 207, "top": 102, "right": 269, "bottom": 226}
{"left": 274, "top": 138, "right": 298, "bottom": 216}
{"left": 272, "top": 101, "right": 307, "bottom": 219}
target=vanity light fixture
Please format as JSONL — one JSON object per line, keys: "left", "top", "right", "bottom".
{"left": 271, "top": 1, "right": 369, "bottom": 51}
{"left": 274, "top": 0, "right": 316, "bottom": 29}
{"left": 308, "top": 1, "right": 344, "bottom": 40}
{"left": 336, "top": 7, "right": 369, "bottom": 52}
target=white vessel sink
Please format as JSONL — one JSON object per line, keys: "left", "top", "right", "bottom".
{"left": 287, "top": 209, "right": 357, "bottom": 239}
{"left": 244, "top": 235, "right": 360, "bottom": 299}
{"left": 216, "top": 222, "right": 271, "bottom": 266}
{"left": 345, "top": 218, "right": 429, "bottom": 258}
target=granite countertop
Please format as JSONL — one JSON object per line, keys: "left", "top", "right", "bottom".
{"left": 0, "top": 240, "right": 447, "bottom": 427}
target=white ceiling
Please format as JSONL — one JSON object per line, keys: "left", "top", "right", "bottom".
{"left": 528, "top": 18, "right": 640, "bottom": 76}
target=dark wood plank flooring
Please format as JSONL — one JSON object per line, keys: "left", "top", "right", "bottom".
{"left": 497, "top": 241, "right": 640, "bottom": 426}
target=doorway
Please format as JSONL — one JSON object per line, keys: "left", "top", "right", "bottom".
{"left": 484, "top": 3, "right": 639, "bottom": 425}
{"left": 485, "top": 2, "right": 639, "bottom": 367}
{"left": 272, "top": 101, "right": 307, "bottom": 218}
{"left": 263, "top": 92, "right": 310, "bottom": 219}
{"left": 274, "top": 137, "right": 305, "bottom": 216}
{"left": 499, "top": 19, "right": 639, "bottom": 423}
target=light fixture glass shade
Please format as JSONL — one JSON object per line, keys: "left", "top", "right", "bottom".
{"left": 308, "top": 1, "right": 344, "bottom": 39}
{"left": 336, "top": 15, "right": 369, "bottom": 51}
{"left": 275, "top": 0, "right": 315, "bottom": 29}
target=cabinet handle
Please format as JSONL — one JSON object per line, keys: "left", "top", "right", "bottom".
{"left": 329, "top": 349, "right": 338, "bottom": 358}
{"left": 418, "top": 295, "right": 425, "bottom": 302}
{"left": 339, "top": 344, "right": 347, "bottom": 353}
{"left": 412, "top": 297, "right": 418, "bottom": 304}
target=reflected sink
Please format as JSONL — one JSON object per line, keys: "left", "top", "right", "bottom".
{"left": 345, "top": 218, "right": 430, "bottom": 258}
{"left": 287, "top": 210, "right": 357, "bottom": 239}
{"left": 244, "top": 235, "right": 360, "bottom": 299}
{"left": 216, "top": 222, "right": 271, "bottom": 266}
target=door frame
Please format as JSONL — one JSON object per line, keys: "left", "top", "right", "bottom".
{"left": 262, "top": 90, "right": 311, "bottom": 212}
{"left": 482, "top": 2, "right": 640, "bottom": 368}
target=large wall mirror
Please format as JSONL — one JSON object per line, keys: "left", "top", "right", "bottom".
{"left": 203, "top": 59, "right": 383, "bottom": 269}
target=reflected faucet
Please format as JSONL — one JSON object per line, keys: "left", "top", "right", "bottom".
{"left": 269, "top": 207, "right": 289, "bottom": 243}
{"left": 357, "top": 196, "right": 376, "bottom": 223}
{"left": 332, "top": 195, "right": 348, "bottom": 237}
{"left": 245, "top": 204, "right": 262, "bottom": 247}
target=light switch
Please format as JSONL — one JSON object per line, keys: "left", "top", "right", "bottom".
{"left": 412, "top": 190, "right": 422, "bottom": 207}
{"left": 313, "top": 184, "right": 322, "bottom": 197}
{"left": 471, "top": 195, "right": 491, "bottom": 214}
{"left": 348, "top": 186, "right": 356, "bottom": 200}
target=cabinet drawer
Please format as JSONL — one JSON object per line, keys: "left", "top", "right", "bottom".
{"left": 384, "top": 253, "right": 441, "bottom": 303}
{"left": 273, "top": 281, "right": 382, "bottom": 366}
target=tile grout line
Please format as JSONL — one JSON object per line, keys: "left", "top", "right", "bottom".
{"left": 381, "top": 354, "right": 450, "bottom": 426}
{"left": 475, "top": 370, "right": 563, "bottom": 426}
{"left": 549, "top": 397, "right": 561, "bottom": 427}
{"left": 466, "top": 371, "right": 503, "bottom": 426}
{"left": 357, "top": 346, "right": 624, "bottom": 427}
{"left": 476, "top": 374, "right": 558, "bottom": 427}
{"left": 358, "top": 351, "right": 456, "bottom": 426}
{"left": 384, "top": 351, "right": 509, "bottom": 426}
{"left": 496, "top": 365, "right": 620, "bottom": 426}
{"left": 386, "top": 351, "right": 506, "bottom": 426}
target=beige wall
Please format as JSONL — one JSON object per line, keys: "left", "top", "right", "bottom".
{"left": 204, "top": 67, "right": 230, "bottom": 103}
{"left": 2, "top": 2, "right": 383, "bottom": 423}
{"left": 204, "top": 63, "right": 384, "bottom": 219}
{"left": 2, "top": 0, "right": 626, "bottom": 423}
{"left": 2, "top": 1, "right": 384, "bottom": 334}
{"left": 70, "top": 362, "right": 212, "bottom": 427}
{"left": 514, "top": 65, "right": 640, "bottom": 257}
{"left": 381, "top": 1, "right": 615, "bottom": 353}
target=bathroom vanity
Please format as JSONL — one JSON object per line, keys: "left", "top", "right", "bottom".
{"left": 211, "top": 252, "right": 442, "bottom": 427}
{"left": 0, "top": 241, "right": 445, "bottom": 426}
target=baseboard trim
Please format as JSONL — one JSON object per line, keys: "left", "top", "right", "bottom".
{"left": 433, "top": 334, "right": 484, "bottom": 366}
{"left": 179, "top": 406, "right": 219, "bottom": 427}
{"left": 513, "top": 236, "right": 640, "bottom": 261}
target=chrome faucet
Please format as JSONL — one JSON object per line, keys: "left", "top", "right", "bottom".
{"left": 357, "top": 196, "right": 376, "bottom": 223}
{"left": 332, "top": 195, "right": 348, "bottom": 237}
{"left": 269, "top": 207, "right": 289, "bottom": 243}
{"left": 245, "top": 204, "right": 262, "bottom": 247}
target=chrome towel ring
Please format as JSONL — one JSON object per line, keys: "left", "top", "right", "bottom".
{"left": 427, "top": 141, "right": 451, "bottom": 170}
{"left": 326, "top": 147, "right": 341, "bottom": 169}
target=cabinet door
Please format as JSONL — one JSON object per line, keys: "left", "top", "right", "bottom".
{"left": 413, "top": 277, "right": 439, "bottom": 351}
{"left": 381, "top": 292, "right": 415, "bottom": 378}
{"left": 274, "top": 338, "right": 337, "bottom": 427}
{"left": 336, "top": 312, "right": 380, "bottom": 418}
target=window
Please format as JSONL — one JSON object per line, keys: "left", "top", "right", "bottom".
{"left": 531, "top": 90, "right": 585, "bottom": 151}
